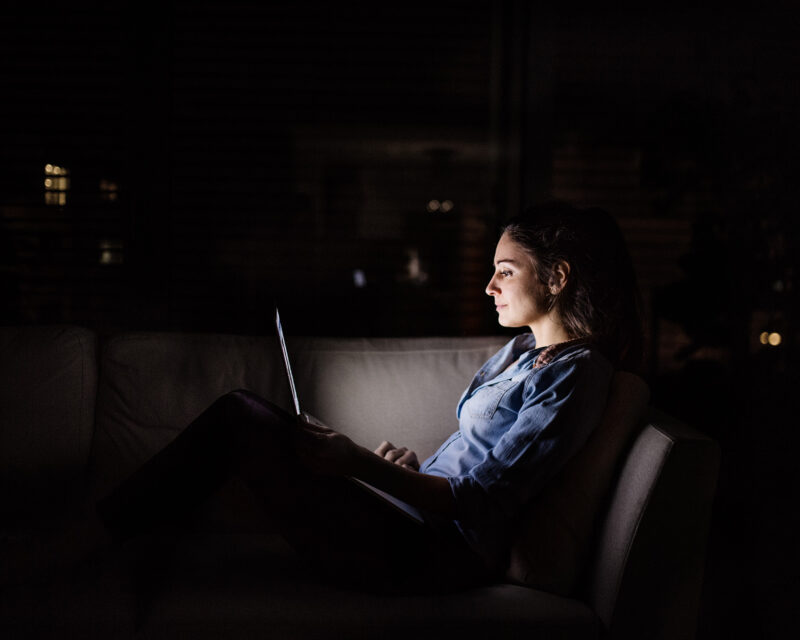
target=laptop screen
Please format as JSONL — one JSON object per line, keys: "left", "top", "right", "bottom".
{"left": 275, "top": 308, "right": 301, "bottom": 418}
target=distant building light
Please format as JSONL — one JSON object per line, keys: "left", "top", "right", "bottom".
{"left": 440, "top": 199, "right": 454, "bottom": 213}
{"left": 99, "top": 179, "right": 119, "bottom": 202}
{"left": 768, "top": 332, "right": 782, "bottom": 347}
{"left": 759, "top": 331, "right": 769, "bottom": 345}
{"left": 426, "top": 199, "right": 441, "bottom": 213}
{"left": 99, "top": 239, "right": 124, "bottom": 265}
{"left": 404, "top": 248, "right": 428, "bottom": 285}
{"left": 44, "top": 164, "right": 69, "bottom": 206}
{"left": 44, "top": 192, "right": 67, "bottom": 206}
{"left": 353, "top": 269, "right": 367, "bottom": 288}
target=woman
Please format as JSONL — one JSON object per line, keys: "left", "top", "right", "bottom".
{"left": 95, "top": 202, "right": 642, "bottom": 593}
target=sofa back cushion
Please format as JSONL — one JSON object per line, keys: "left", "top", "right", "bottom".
{"left": 586, "top": 413, "right": 719, "bottom": 638}
{"left": 90, "top": 332, "right": 505, "bottom": 496}
{"left": 290, "top": 337, "right": 506, "bottom": 459}
{"left": 0, "top": 325, "right": 97, "bottom": 516}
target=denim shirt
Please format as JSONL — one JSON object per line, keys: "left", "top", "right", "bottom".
{"left": 420, "top": 333, "right": 613, "bottom": 569}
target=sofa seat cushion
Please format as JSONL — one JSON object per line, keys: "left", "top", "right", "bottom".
{"left": 0, "top": 544, "right": 135, "bottom": 638}
{"left": 138, "top": 533, "right": 602, "bottom": 640}
{"left": 0, "top": 325, "right": 97, "bottom": 518}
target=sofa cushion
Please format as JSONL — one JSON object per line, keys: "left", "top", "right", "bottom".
{"left": 505, "top": 371, "right": 650, "bottom": 595}
{"left": 0, "top": 325, "right": 97, "bottom": 517}
{"left": 90, "top": 332, "right": 505, "bottom": 500}
{"left": 289, "top": 337, "right": 507, "bottom": 459}
{"left": 90, "top": 331, "right": 287, "bottom": 497}
{"left": 137, "top": 533, "right": 602, "bottom": 640}
{"left": 0, "top": 544, "right": 134, "bottom": 638}
{"left": 586, "top": 413, "right": 720, "bottom": 638}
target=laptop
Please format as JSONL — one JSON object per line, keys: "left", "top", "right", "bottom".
{"left": 274, "top": 308, "right": 424, "bottom": 524}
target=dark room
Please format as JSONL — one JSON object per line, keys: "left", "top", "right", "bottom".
{"left": 1, "top": 2, "right": 798, "bottom": 638}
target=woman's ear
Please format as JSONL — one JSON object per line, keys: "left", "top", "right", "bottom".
{"left": 549, "top": 261, "right": 570, "bottom": 295}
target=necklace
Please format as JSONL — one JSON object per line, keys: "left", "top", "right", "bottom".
{"left": 533, "top": 337, "right": 589, "bottom": 368}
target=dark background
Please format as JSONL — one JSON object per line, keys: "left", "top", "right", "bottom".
{"left": 1, "top": 2, "right": 798, "bottom": 637}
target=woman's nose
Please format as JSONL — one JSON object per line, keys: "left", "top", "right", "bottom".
{"left": 485, "top": 277, "right": 498, "bottom": 296}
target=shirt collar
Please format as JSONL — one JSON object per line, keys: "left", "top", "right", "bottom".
{"left": 474, "top": 334, "right": 541, "bottom": 386}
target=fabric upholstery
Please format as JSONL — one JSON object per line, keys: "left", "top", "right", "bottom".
{"left": 1, "top": 327, "right": 718, "bottom": 639}
{"left": 0, "top": 325, "right": 97, "bottom": 515}
{"left": 137, "top": 533, "right": 602, "bottom": 640}
{"left": 90, "top": 332, "right": 505, "bottom": 496}
{"left": 90, "top": 331, "right": 287, "bottom": 496}
{"left": 586, "top": 411, "right": 720, "bottom": 639}
{"left": 290, "top": 336, "right": 507, "bottom": 458}
{"left": 505, "top": 371, "right": 650, "bottom": 595}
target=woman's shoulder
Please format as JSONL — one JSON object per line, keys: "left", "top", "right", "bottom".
{"left": 524, "top": 341, "right": 614, "bottom": 388}
{"left": 554, "top": 341, "right": 612, "bottom": 368}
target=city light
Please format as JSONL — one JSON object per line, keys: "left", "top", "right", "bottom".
{"left": 44, "top": 164, "right": 69, "bottom": 206}
{"left": 760, "top": 331, "right": 783, "bottom": 347}
{"left": 426, "top": 199, "right": 455, "bottom": 213}
{"left": 99, "top": 239, "right": 124, "bottom": 265}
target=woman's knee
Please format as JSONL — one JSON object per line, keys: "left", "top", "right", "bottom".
{"left": 209, "top": 389, "right": 289, "bottom": 429}
{"left": 209, "top": 389, "right": 260, "bottom": 421}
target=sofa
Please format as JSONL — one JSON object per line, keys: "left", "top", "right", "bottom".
{"left": 0, "top": 325, "right": 719, "bottom": 639}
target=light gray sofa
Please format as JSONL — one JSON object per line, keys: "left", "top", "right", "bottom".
{"left": 0, "top": 325, "right": 719, "bottom": 639}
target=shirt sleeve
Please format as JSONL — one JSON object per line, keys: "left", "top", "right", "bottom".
{"left": 449, "top": 351, "right": 612, "bottom": 531}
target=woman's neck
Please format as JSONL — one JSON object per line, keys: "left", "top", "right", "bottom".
{"left": 529, "top": 317, "right": 571, "bottom": 349}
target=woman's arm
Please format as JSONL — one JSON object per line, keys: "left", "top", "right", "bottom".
{"left": 294, "top": 419, "right": 455, "bottom": 517}
{"left": 352, "top": 444, "right": 455, "bottom": 516}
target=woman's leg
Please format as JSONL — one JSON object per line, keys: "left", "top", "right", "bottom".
{"left": 97, "top": 389, "right": 489, "bottom": 592}
{"left": 96, "top": 389, "right": 299, "bottom": 541}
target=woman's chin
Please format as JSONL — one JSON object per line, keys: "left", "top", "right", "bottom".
{"left": 497, "top": 315, "right": 527, "bottom": 330}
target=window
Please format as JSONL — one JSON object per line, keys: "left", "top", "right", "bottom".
{"left": 44, "top": 164, "right": 69, "bottom": 206}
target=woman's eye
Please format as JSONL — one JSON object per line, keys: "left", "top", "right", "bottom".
{"left": 491, "top": 267, "right": 513, "bottom": 278}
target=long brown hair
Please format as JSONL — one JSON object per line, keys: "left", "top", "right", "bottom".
{"left": 503, "top": 202, "right": 644, "bottom": 372}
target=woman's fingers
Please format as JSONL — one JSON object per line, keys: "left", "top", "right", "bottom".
{"left": 374, "top": 440, "right": 395, "bottom": 456}
{"left": 384, "top": 447, "right": 408, "bottom": 463}
{"left": 300, "top": 416, "right": 333, "bottom": 434}
{"left": 396, "top": 450, "right": 420, "bottom": 470}
{"left": 375, "top": 441, "right": 419, "bottom": 468}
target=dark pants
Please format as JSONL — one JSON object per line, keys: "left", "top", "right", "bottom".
{"left": 97, "top": 390, "right": 489, "bottom": 593}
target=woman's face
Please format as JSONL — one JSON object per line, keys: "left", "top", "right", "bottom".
{"left": 485, "top": 233, "right": 549, "bottom": 330}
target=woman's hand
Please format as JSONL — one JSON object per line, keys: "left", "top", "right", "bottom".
{"left": 374, "top": 441, "right": 420, "bottom": 471}
{"left": 293, "top": 416, "right": 360, "bottom": 476}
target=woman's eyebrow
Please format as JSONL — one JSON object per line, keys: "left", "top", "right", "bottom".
{"left": 494, "top": 258, "right": 520, "bottom": 267}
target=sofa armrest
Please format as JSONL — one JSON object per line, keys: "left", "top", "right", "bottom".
{"left": 587, "top": 409, "right": 720, "bottom": 640}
